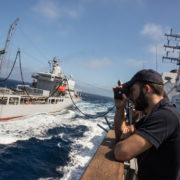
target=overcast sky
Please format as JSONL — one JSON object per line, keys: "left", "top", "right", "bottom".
{"left": 0, "top": 0, "right": 180, "bottom": 97}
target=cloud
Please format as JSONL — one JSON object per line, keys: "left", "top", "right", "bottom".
{"left": 32, "top": 0, "right": 60, "bottom": 19}
{"left": 81, "top": 0, "right": 146, "bottom": 6}
{"left": 127, "top": 59, "right": 146, "bottom": 68}
{"left": 78, "top": 58, "right": 112, "bottom": 69}
{"left": 32, "top": 0, "right": 84, "bottom": 20}
{"left": 141, "top": 23, "right": 165, "bottom": 42}
{"left": 62, "top": 5, "right": 83, "bottom": 19}
{"left": 141, "top": 23, "right": 171, "bottom": 56}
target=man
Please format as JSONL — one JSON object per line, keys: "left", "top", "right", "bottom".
{"left": 114, "top": 69, "right": 180, "bottom": 180}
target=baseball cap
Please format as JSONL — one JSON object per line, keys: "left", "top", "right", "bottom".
{"left": 123, "top": 69, "right": 163, "bottom": 88}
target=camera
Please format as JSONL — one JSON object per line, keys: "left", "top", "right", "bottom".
{"left": 114, "top": 87, "right": 129, "bottom": 99}
{"left": 113, "top": 80, "right": 129, "bottom": 100}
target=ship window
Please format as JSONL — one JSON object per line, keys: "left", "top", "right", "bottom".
{"left": 0, "top": 97, "right": 8, "bottom": 105}
{"left": 9, "top": 97, "right": 19, "bottom": 105}
{"left": 20, "top": 98, "right": 30, "bottom": 104}
{"left": 20, "top": 98, "right": 25, "bottom": 104}
{"left": 51, "top": 99, "right": 55, "bottom": 104}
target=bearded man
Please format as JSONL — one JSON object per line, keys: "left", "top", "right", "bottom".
{"left": 114, "top": 69, "right": 180, "bottom": 180}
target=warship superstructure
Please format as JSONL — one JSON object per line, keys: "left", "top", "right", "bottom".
{"left": 162, "top": 29, "right": 180, "bottom": 109}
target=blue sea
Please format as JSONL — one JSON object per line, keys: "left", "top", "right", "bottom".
{"left": 0, "top": 79, "right": 114, "bottom": 180}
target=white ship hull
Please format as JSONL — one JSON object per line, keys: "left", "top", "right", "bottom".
{"left": 0, "top": 97, "right": 81, "bottom": 121}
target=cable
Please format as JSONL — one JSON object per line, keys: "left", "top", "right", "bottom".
{"left": 65, "top": 77, "right": 115, "bottom": 119}
{"left": 18, "top": 49, "right": 33, "bottom": 99}
{"left": 0, "top": 50, "right": 18, "bottom": 82}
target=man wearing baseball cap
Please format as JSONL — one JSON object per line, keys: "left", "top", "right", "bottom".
{"left": 114, "top": 69, "right": 180, "bottom": 180}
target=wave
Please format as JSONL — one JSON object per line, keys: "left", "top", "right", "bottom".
{"left": 0, "top": 98, "right": 114, "bottom": 180}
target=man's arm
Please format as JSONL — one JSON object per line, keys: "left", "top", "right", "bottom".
{"left": 114, "top": 133, "right": 152, "bottom": 162}
{"left": 114, "top": 107, "right": 125, "bottom": 142}
{"left": 114, "top": 96, "right": 136, "bottom": 141}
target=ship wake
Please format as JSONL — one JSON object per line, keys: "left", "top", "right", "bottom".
{"left": 0, "top": 97, "right": 114, "bottom": 180}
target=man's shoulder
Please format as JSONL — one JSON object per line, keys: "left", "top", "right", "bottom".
{"left": 152, "top": 103, "right": 180, "bottom": 121}
{"left": 147, "top": 104, "right": 180, "bottom": 132}
{"left": 135, "top": 100, "right": 180, "bottom": 129}
{"left": 135, "top": 103, "right": 180, "bottom": 149}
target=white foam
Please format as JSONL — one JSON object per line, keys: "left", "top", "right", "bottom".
{"left": 58, "top": 111, "right": 113, "bottom": 180}
{"left": 0, "top": 99, "right": 114, "bottom": 180}
{"left": 0, "top": 110, "right": 76, "bottom": 144}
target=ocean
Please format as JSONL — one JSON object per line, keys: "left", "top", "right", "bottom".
{"left": 0, "top": 79, "right": 114, "bottom": 180}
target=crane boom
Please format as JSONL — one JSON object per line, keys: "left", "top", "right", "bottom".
{"left": 0, "top": 18, "right": 19, "bottom": 71}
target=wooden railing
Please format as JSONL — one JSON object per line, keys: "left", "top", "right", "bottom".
{"left": 80, "top": 128, "right": 124, "bottom": 180}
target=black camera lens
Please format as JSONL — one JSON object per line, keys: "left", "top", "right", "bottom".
{"left": 114, "top": 87, "right": 129, "bottom": 100}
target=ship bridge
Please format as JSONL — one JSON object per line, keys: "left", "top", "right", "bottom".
{"left": 32, "top": 57, "right": 75, "bottom": 93}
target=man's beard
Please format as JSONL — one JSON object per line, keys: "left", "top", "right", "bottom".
{"left": 134, "top": 89, "right": 149, "bottom": 111}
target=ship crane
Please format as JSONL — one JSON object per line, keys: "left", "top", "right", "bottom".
{"left": 0, "top": 18, "right": 19, "bottom": 70}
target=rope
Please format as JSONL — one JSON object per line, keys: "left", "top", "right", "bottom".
{"left": 65, "top": 77, "right": 115, "bottom": 119}
{"left": 0, "top": 50, "right": 18, "bottom": 82}
{"left": 18, "top": 49, "right": 33, "bottom": 99}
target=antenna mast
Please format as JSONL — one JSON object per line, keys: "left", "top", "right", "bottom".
{"left": 162, "top": 28, "right": 180, "bottom": 82}
{"left": 0, "top": 18, "right": 19, "bottom": 71}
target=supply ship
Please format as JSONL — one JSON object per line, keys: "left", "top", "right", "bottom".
{"left": 0, "top": 19, "right": 81, "bottom": 121}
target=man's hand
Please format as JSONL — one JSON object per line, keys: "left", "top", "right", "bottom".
{"left": 113, "top": 86, "right": 127, "bottom": 110}
{"left": 121, "top": 124, "right": 135, "bottom": 139}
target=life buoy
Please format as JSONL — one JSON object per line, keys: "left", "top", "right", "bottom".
{"left": 58, "top": 86, "right": 66, "bottom": 92}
